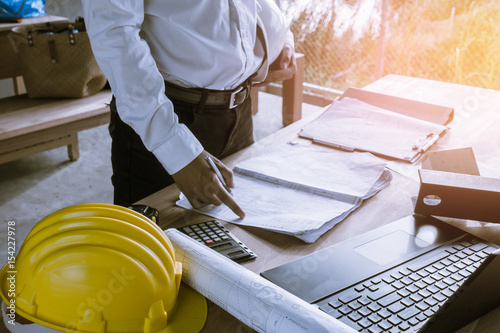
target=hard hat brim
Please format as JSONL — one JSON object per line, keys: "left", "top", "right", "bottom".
{"left": 165, "top": 282, "right": 208, "bottom": 333}
{"left": 1, "top": 260, "right": 207, "bottom": 333}
{"left": 0, "top": 203, "right": 208, "bottom": 332}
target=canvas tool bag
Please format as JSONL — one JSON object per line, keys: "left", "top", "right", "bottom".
{"left": 9, "top": 20, "right": 107, "bottom": 98}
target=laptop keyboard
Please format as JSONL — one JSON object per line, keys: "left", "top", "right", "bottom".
{"left": 317, "top": 237, "right": 498, "bottom": 333}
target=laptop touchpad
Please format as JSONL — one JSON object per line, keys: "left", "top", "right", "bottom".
{"left": 354, "top": 230, "right": 430, "bottom": 265}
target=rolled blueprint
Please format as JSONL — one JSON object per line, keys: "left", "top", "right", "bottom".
{"left": 165, "top": 229, "right": 357, "bottom": 333}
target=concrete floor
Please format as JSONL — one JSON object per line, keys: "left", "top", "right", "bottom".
{"left": 0, "top": 93, "right": 322, "bottom": 265}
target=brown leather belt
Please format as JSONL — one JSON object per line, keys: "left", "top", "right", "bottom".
{"left": 164, "top": 81, "right": 250, "bottom": 109}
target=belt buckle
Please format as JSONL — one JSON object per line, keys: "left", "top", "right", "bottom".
{"left": 229, "top": 85, "right": 244, "bottom": 109}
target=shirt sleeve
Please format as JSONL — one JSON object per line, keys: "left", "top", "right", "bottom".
{"left": 256, "top": 0, "right": 295, "bottom": 65}
{"left": 81, "top": 0, "right": 203, "bottom": 175}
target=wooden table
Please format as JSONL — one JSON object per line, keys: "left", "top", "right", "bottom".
{"left": 139, "top": 74, "right": 500, "bottom": 332}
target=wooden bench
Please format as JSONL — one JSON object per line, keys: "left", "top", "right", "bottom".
{"left": 0, "top": 15, "right": 111, "bottom": 165}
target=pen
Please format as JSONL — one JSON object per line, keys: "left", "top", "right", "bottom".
{"left": 205, "top": 156, "right": 232, "bottom": 195}
{"left": 417, "top": 134, "right": 440, "bottom": 153}
{"left": 313, "top": 139, "right": 355, "bottom": 152}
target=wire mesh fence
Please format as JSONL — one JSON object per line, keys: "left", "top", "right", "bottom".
{"left": 280, "top": 0, "right": 500, "bottom": 92}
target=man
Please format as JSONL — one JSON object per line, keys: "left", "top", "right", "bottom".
{"left": 82, "top": 0, "right": 296, "bottom": 218}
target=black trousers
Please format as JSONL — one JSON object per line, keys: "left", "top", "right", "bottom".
{"left": 109, "top": 90, "right": 254, "bottom": 207}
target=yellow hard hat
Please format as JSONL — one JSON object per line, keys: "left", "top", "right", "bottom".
{"left": 0, "top": 204, "right": 207, "bottom": 333}
{"left": 24, "top": 203, "right": 175, "bottom": 260}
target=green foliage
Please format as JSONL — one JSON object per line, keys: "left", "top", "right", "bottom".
{"left": 285, "top": 0, "right": 500, "bottom": 90}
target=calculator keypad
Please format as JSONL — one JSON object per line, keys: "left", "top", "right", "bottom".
{"left": 182, "top": 220, "right": 231, "bottom": 245}
{"left": 179, "top": 220, "right": 257, "bottom": 263}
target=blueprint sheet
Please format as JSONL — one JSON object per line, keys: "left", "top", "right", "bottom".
{"left": 165, "top": 229, "right": 357, "bottom": 333}
{"left": 177, "top": 144, "right": 392, "bottom": 242}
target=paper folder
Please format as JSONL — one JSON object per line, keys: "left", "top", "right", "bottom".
{"left": 300, "top": 87, "right": 454, "bottom": 162}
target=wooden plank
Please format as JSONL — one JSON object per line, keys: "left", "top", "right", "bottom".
{"left": 0, "top": 15, "right": 68, "bottom": 32}
{"left": 0, "top": 90, "right": 112, "bottom": 140}
{"left": 0, "top": 134, "right": 74, "bottom": 164}
{"left": 265, "top": 83, "right": 336, "bottom": 107}
{"left": 0, "top": 111, "right": 109, "bottom": 155}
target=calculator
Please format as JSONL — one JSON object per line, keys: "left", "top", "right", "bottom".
{"left": 178, "top": 220, "right": 257, "bottom": 263}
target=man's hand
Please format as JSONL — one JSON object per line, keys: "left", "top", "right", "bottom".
{"left": 172, "top": 151, "right": 245, "bottom": 218}
{"left": 254, "top": 43, "right": 297, "bottom": 87}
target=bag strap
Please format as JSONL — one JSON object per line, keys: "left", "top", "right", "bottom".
{"left": 27, "top": 24, "right": 78, "bottom": 48}
{"left": 48, "top": 40, "right": 57, "bottom": 63}
{"left": 68, "top": 24, "right": 76, "bottom": 45}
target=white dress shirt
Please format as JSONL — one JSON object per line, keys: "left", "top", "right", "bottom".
{"left": 82, "top": 0, "right": 293, "bottom": 174}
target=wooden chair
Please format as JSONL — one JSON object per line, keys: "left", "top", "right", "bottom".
{"left": 251, "top": 53, "right": 305, "bottom": 126}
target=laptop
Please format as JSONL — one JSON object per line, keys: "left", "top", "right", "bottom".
{"left": 261, "top": 214, "right": 500, "bottom": 333}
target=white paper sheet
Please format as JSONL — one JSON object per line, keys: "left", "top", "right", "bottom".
{"left": 300, "top": 97, "right": 448, "bottom": 162}
{"left": 235, "top": 144, "right": 389, "bottom": 198}
{"left": 164, "top": 229, "right": 358, "bottom": 333}
{"left": 176, "top": 144, "right": 392, "bottom": 242}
